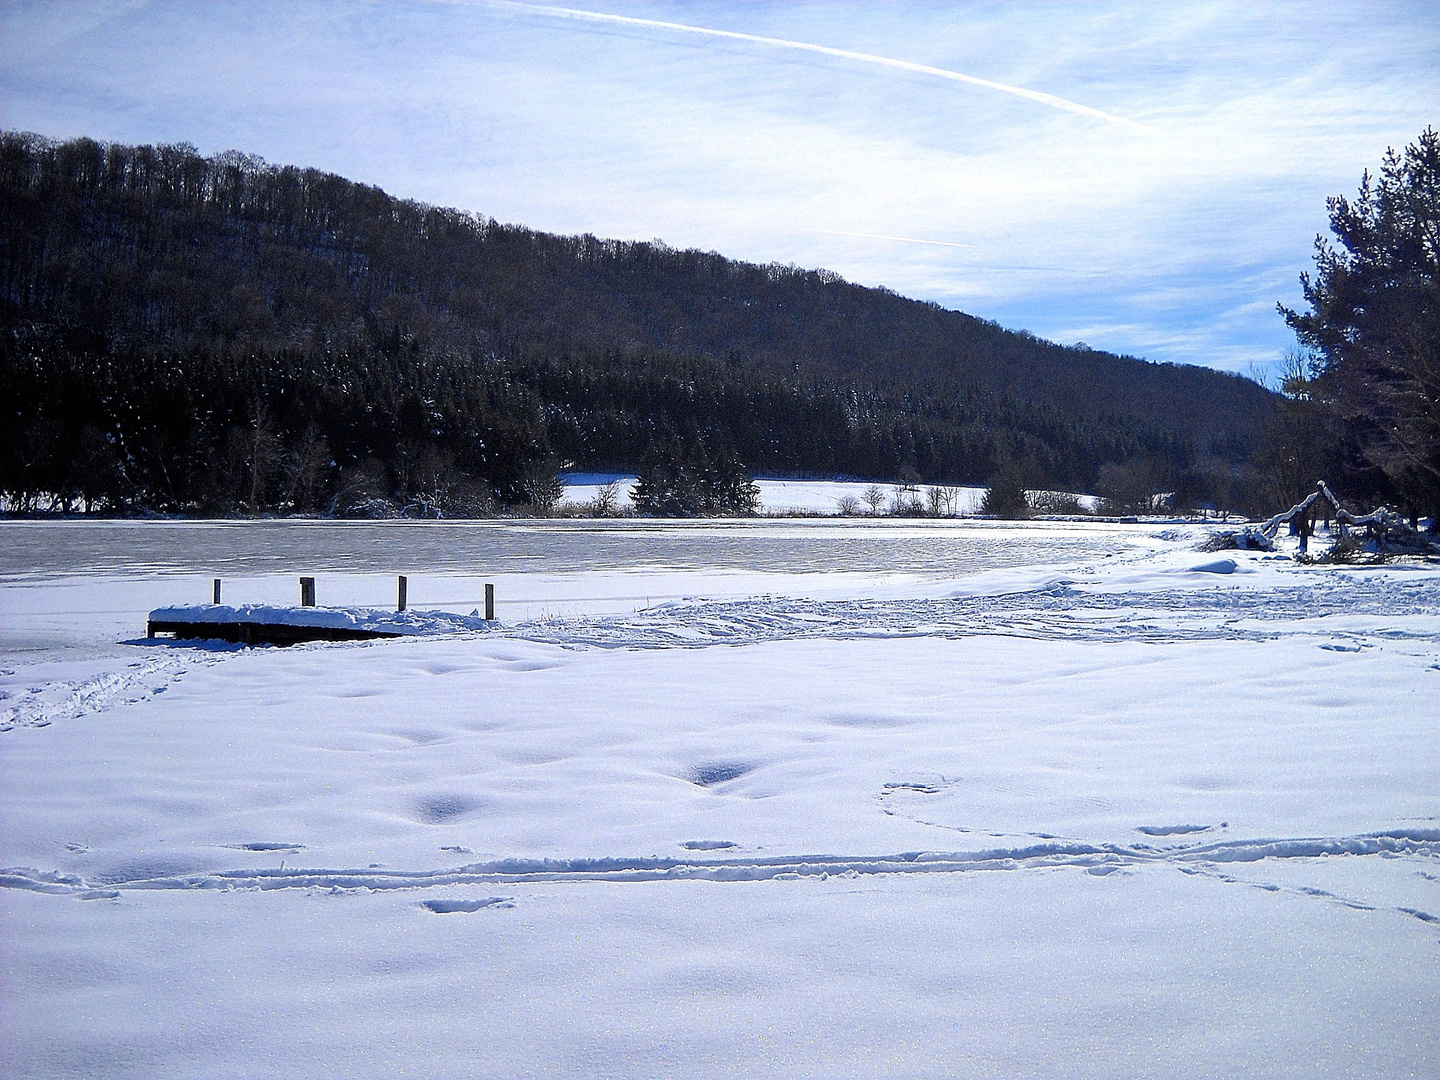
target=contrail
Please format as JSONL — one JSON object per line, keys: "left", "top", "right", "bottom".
{"left": 818, "top": 230, "right": 974, "bottom": 249}
{"left": 479, "top": 0, "right": 1151, "bottom": 131}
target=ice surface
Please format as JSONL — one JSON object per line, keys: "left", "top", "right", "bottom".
{"left": 0, "top": 516, "right": 1137, "bottom": 579}
{"left": 1, "top": 519, "right": 1437, "bottom": 1077}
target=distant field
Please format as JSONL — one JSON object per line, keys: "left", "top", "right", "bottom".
{"left": 561, "top": 474, "right": 1101, "bottom": 515}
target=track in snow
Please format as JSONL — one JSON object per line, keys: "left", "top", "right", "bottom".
{"left": 0, "top": 653, "right": 228, "bottom": 732}
{"left": 511, "top": 576, "right": 1440, "bottom": 650}
{"left": 5, "top": 828, "right": 1437, "bottom": 929}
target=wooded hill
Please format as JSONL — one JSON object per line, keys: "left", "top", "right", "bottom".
{"left": 1, "top": 132, "right": 1275, "bottom": 515}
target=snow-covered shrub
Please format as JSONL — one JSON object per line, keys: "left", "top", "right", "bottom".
{"left": 338, "top": 496, "right": 400, "bottom": 520}
{"left": 1304, "top": 524, "right": 1440, "bottom": 563}
{"left": 1198, "top": 527, "right": 1274, "bottom": 552}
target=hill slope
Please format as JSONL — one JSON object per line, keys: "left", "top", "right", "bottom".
{"left": 0, "top": 133, "right": 1273, "bottom": 514}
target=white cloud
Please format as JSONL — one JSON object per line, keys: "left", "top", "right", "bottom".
{"left": 2, "top": 0, "right": 1435, "bottom": 372}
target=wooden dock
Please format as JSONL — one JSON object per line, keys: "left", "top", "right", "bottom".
{"left": 145, "top": 618, "right": 406, "bottom": 646}
{"left": 144, "top": 576, "right": 493, "bottom": 646}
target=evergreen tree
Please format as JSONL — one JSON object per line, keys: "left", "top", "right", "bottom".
{"left": 1280, "top": 128, "right": 1440, "bottom": 523}
{"left": 632, "top": 438, "right": 758, "bottom": 516}
{"left": 980, "top": 460, "right": 1029, "bottom": 518}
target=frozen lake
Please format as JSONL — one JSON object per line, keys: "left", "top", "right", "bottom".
{"left": 0, "top": 517, "right": 1135, "bottom": 579}
{"left": 2, "top": 518, "right": 1437, "bottom": 1078}
{"left": 0, "top": 518, "right": 1149, "bottom": 666}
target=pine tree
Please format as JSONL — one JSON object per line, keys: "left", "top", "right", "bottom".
{"left": 1281, "top": 128, "right": 1440, "bottom": 523}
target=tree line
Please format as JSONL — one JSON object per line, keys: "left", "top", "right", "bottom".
{"left": 1, "top": 131, "right": 1279, "bottom": 516}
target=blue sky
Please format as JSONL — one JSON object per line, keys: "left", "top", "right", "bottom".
{"left": 4, "top": 1, "right": 1437, "bottom": 379}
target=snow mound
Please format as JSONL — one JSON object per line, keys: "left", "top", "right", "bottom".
{"left": 1180, "top": 558, "right": 1239, "bottom": 575}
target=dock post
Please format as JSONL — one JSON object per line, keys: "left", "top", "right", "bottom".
{"left": 300, "top": 577, "right": 316, "bottom": 607}
{"left": 485, "top": 583, "right": 495, "bottom": 621}
{"left": 213, "top": 578, "right": 222, "bottom": 605}
{"left": 398, "top": 575, "right": 408, "bottom": 612}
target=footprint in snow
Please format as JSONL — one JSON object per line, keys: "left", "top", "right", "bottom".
{"left": 881, "top": 781, "right": 943, "bottom": 795}
{"left": 414, "top": 794, "right": 484, "bottom": 823}
{"left": 1398, "top": 907, "right": 1439, "bottom": 924}
{"left": 687, "top": 762, "right": 754, "bottom": 787}
{"left": 1135, "top": 824, "right": 1214, "bottom": 837}
{"left": 420, "top": 897, "right": 513, "bottom": 914}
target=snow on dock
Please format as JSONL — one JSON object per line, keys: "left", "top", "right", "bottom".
{"left": 146, "top": 603, "right": 490, "bottom": 644}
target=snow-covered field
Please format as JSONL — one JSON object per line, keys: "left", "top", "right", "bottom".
{"left": 561, "top": 473, "right": 996, "bottom": 514}
{"left": 1, "top": 519, "right": 1437, "bottom": 1078}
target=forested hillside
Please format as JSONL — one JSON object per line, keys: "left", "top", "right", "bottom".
{"left": 1, "top": 132, "right": 1275, "bottom": 515}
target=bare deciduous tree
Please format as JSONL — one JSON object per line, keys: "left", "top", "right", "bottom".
{"left": 520, "top": 458, "right": 564, "bottom": 513}
{"left": 589, "top": 479, "right": 624, "bottom": 517}
{"left": 283, "top": 426, "right": 332, "bottom": 513}
{"left": 244, "top": 406, "right": 283, "bottom": 512}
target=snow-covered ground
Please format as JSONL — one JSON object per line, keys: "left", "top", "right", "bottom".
{"left": 1, "top": 520, "right": 1437, "bottom": 1077}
